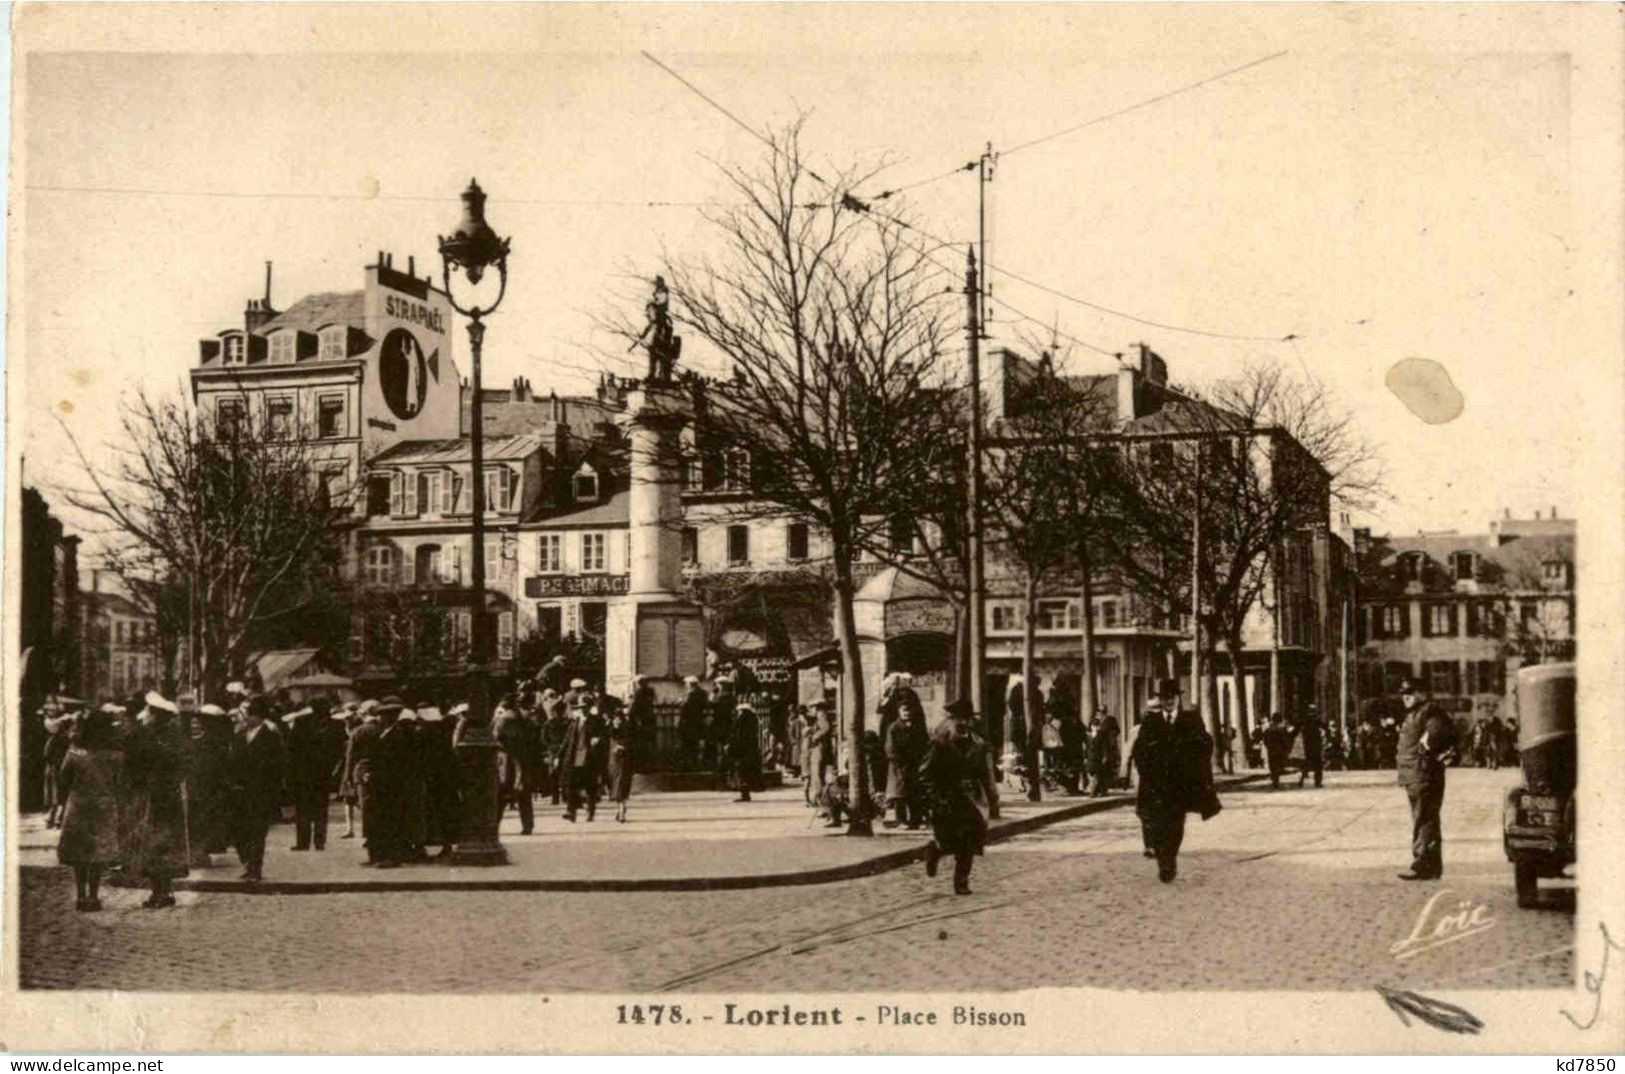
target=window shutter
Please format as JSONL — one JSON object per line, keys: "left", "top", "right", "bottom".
{"left": 508, "top": 467, "right": 521, "bottom": 510}
{"left": 1398, "top": 604, "right": 1411, "bottom": 639}
{"left": 451, "top": 544, "right": 462, "bottom": 584}
{"left": 1465, "top": 602, "right": 1479, "bottom": 637}
{"left": 390, "top": 473, "right": 403, "bottom": 517}
{"left": 456, "top": 471, "right": 471, "bottom": 514}
{"left": 498, "top": 612, "right": 513, "bottom": 660}
{"left": 248, "top": 334, "right": 267, "bottom": 363}
{"left": 296, "top": 330, "right": 319, "bottom": 362}
{"left": 403, "top": 472, "right": 418, "bottom": 516}
{"left": 401, "top": 546, "right": 415, "bottom": 585}
{"left": 1420, "top": 606, "right": 1432, "bottom": 638}
{"left": 1447, "top": 604, "right": 1458, "bottom": 636}
{"left": 442, "top": 472, "right": 455, "bottom": 513}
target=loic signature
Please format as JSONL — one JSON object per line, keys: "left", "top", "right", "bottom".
{"left": 1376, "top": 984, "right": 1485, "bottom": 1034}
{"left": 1563, "top": 922, "right": 1623, "bottom": 1031}
{"left": 1390, "top": 889, "right": 1496, "bottom": 962}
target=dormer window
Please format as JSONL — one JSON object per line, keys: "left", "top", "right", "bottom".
{"left": 1451, "top": 551, "right": 1476, "bottom": 582}
{"left": 318, "top": 325, "right": 347, "bottom": 361}
{"left": 1542, "top": 559, "right": 1569, "bottom": 586}
{"left": 269, "top": 331, "right": 295, "bottom": 364}
{"left": 222, "top": 335, "right": 245, "bottom": 366}
{"left": 573, "top": 463, "right": 599, "bottom": 503}
{"left": 1398, "top": 551, "right": 1424, "bottom": 583}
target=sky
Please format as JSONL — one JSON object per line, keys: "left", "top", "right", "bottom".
{"left": 10, "top": 5, "right": 1605, "bottom": 561}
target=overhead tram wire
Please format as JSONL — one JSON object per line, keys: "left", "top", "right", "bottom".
{"left": 860, "top": 49, "right": 1289, "bottom": 204}
{"left": 26, "top": 183, "right": 714, "bottom": 209}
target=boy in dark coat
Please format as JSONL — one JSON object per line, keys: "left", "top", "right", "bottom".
{"left": 920, "top": 698, "right": 995, "bottom": 895}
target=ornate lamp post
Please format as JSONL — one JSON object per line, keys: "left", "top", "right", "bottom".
{"left": 439, "top": 178, "right": 512, "bottom": 866}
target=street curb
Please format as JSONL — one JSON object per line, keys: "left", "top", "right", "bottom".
{"left": 174, "top": 773, "right": 1266, "bottom": 895}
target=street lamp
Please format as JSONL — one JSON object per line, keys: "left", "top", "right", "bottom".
{"left": 439, "top": 178, "right": 512, "bottom": 866}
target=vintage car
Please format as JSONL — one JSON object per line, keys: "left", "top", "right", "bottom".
{"left": 1502, "top": 661, "right": 1576, "bottom": 908}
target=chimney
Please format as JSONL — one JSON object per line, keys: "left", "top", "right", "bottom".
{"left": 1504, "top": 508, "right": 1511, "bottom": 519}
{"left": 1550, "top": 505, "right": 1557, "bottom": 520}
{"left": 1116, "top": 353, "right": 1139, "bottom": 423}
{"left": 264, "top": 260, "right": 273, "bottom": 305}
{"left": 407, "top": 255, "right": 415, "bottom": 277}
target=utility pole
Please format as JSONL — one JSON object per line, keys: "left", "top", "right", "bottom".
{"left": 965, "top": 247, "right": 991, "bottom": 809}
{"left": 1191, "top": 440, "right": 1204, "bottom": 724}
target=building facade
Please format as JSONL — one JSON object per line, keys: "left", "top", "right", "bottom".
{"left": 78, "top": 588, "right": 160, "bottom": 701}
{"left": 1353, "top": 510, "right": 1575, "bottom": 723}
{"left": 19, "top": 486, "right": 81, "bottom": 810}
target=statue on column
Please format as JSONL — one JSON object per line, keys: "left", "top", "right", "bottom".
{"left": 632, "top": 275, "right": 682, "bottom": 384}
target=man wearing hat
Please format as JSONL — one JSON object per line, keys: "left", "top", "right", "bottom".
{"left": 919, "top": 698, "right": 996, "bottom": 895}
{"left": 1297, "top": 702, "right": 1325, "bottom": 789}
{"left": 283, "top": 705, "right": 332, "bottom": 851}
{"left": 494, "top": 692, "right": 542, "bottom": 834}
{"left": 344, "top": 700, "right": 386, "bottom": 863}
{"left": 728, "top": 700, "right": 763, "bottom": 803}
{"left": 556, "top": 692, "right": 607, "bottom": 822}
{"left": 369, "top": 699, "right": 413, "bottom": 867}
{"left": 677, "top": 675, "right": 708, "bottom": 766}
{"left": 1130, "top": 678, "right": 1215, "bottom": 883}
{"left": 227, "top": 694, "right": 286, "bottom": 883}
{"left": 1396, "top": 679, "right": 1456, "bottom": 881}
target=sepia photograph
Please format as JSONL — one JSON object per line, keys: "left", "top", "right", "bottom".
{"left": 2, "top": 1, "right": 1622, "bottom": 1056}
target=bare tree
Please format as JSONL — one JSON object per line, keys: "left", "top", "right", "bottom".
{"left": 617, "top": 120, "right": 958, "bottom": 834}
{"left": 63, "top": 388, "right": 355, "bottom": 700}
{"left": 983, "top": 354, "right": 1121, "bottom": 799}
{"left": 1105, "top": 360, "right": 1382, "bottom": 760}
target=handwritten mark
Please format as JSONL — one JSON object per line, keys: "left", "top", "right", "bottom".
{"left": 1376, "top": 984, "right": 1485, "bottom": 1034}
{"left": 1563, "top": 922, "right": 1623, "bottom": 1030}
{"left": 1390, "top": 889, "right": 1496, "bottom": 961}
{"left": 1386, "top": 357, "right": 1465, "bottom": 424}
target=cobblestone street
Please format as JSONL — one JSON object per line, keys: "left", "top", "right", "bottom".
{"left": 20, "top": 768, "right": 1573, "bottom": 993}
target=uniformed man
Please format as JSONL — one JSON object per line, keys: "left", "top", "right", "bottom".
{"left": 282, "top": 706, "right": 331, "bottom": 851}
{"left": 493, "top": 693, "right": 541, "bottom": 834}
{"left": 370, "top": 698, "right": 414, "bottom": 868}
{"left": 556, "top": 695, "right": 606, "bottom": 822}
{"left": 1297, "top": 702, "right": 1325, "bottom": 788}
{"left": 1396, "top": 679, "right": 1455, "bottom": 881}
{"left": 345, "top": 700, "right": 384, "bottom": 864}
{"left": 919, "top": 697, "right": 996, "bottom": 896}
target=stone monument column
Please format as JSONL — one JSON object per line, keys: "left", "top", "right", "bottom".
{"left": 604, "top": 383, "right": 706, "bottom": 706}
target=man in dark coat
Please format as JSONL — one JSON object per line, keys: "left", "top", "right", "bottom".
{"left": 884, "top": 695, "right": 928, "bottom": 828}
{"left": 556, "top": 699, "right": 607, "bottom": 822}
{"left": 345, "top": 703, "right": 384, "bottom": 863}
{"left": 1297, "top": 703, "right": 1325, "bottom": 788}
{"left": 1396, "top": 679, "right": 1456, "bottom": 880}
{"left": 729, "top": 701, "right": 763, "bottom": 802}
{"left": 418, "top": 706, "right": 461, "bottom": 856}
{"left": 807, "top": 700, "right": 837, "bottom": 807}
{"left": 1262, "top": 713, "right": 1293, "bottom": 789}
{"left": 709, "top": 678, "right": 737, "bottom": 779}
{"left": 283, "top": 706, "right": 332, "bottom": 851}
{"left": 494, "top": 696, "right": 542, "bottom": 834}
{"left": 538, "top": 693, "right": 570, "bottom": 805}
{"left": 538, "top": 655, "right": 570, "bottom": 697}
{"left": 677, "top": 676, "right": 708, "bottom": 766}
{"left": 227, "top": 695, "right": 286, "bottom": 883}
{"left": 920, "top": 698, "right": 995, "bottom": 895}
{"left": 186, "top": 704, "right": 234, "bottom": 855}
{"left": 1131, "top": 679, "right": 1215, "bottom": 883}
{"left": 370, "top": 700, "right": 416, "bottom": 868}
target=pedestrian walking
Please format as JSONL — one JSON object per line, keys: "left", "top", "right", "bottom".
{"left": 1131, "top": 679, "right": 1218, "bottom": 883}
{"left": 920, "top": 698, "right": 996, "bottom": 896}
{"left": 43, "top": 710, "right": 74, "bottom": 828}
{"left": 1088, "top": 713, "right": 1121, "bottom": 796}
{"left": 883, "top": 693, "right": 928, "bottom": 828}
{"left": 1263, "top": 713, "right": 1292, "bottom": 789}
{"left": 538, "top": 691, "right": 569, "bottom": 805}
{"left": 494, "top": 695, "right": 541, "bottom": 834}
{"left": 227, "top": 695, "right": 286, "bottom": 884}
{"left": 678, "top": 676, "right": 708, "bottom": 767}
{"left": 807, "top": 701, "right": 836, "bottom": 806}
{"left": 605, "top": 698, "right": 635, "bottom": 822}
{"left": 730, "top": 700, "right": 763, "bottom": 802}
{"left": 1396, "top": 679, "right": 1456, "bottom": 881}
{"left": 1297, "top": 703, "right": 1325, "bottom": 788}
{"left": 557, "top": 696, "right": 606, "bottom": 822}
{"left": 122, "top": 693, "right": 190, "bottom": 908}
{"left": 282, "top": 706, "right": 331, "bottom": 851}
{"left": 56, "top": 708, "right": 125, "bottom": 912}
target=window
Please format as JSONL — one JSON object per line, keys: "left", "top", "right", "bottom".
{"left": 416, "top": 545, "right": 443, "bottom": 585}
{"left": 1521, "top": 601, "right": 1541, "bottom": 629}
{"left": 367, "top": 475, "right": 392, "bottom": 516}
{"left": 269, "top": 332, "right": 295, "bottom": 364}
{"left": 486, "top": 468, "right": 512, "bottom": 512}
{"left": 1543, "top": 560, "right": 1568, "bottom": 585}
{"left": 786, "top": 523, "right": 809, "bottom": 562}
{"left": 114, "top": 621, "right": 125, "bottom": 644}
{"left": 581, "top": 532, "right": 607, "bottom": 572}
{"left": 484, "top": 538, "right": 504, "bottom": 572}
{"left": 582, "top": 601, "right": 608, "bottom": 641}
{"left": 318, "top": 394, "right": 345, "bottom": 438}
{"left": 684, "top": 457, "right": 704, "bottom": 492}
{"left": 889, "top": 517, "right": 915, "bottom": 556}
{"left": 319, "top": 467, "right": 345, "bottom": 507}
{"left": 364, "top": 545, "right": 396, "bottom": 586}
{"left": 1038, "top": 600, "right": 1077, "bottom": 631}
{"left": 1098, "top": 598, "right": 1121, "bottom": 629}
{"left": 1474, "top": 660, "right": 1506, "bottom": 695}
{"left": 1452, "top": 551, "right": 1476, "bottom": 581}
{"left": 681, "top": 526, "right": 698, "bottom": 566}
{"left": 537, "top": 604, "right": 563, "bottom": 641}
{"left": 573, "top": 464, "right": 599, "bottom": 502}
{"left": 417, "top": 472, "right": 441, "bottom": 517}
{"left": 266, "top": 397, "right": 294, "bottom": 439}
{"left": 537, "top": 534, "right": 562, "bottom": 573}
{"left": 1423, "top": 603, "right": 1456, "bottom": 637}
{"left": 724, "top": 448, "right": 751, "bottom": 491}
{"left": 1426, "top": 660, "right": 1460, "bottom": 697}
{"left": 319, "top": 326, "right": 347, "bottom": 361}
{"left": 497, "top": 612, "right": 514, "bottom": 661}
{"left": 216, "top": 398, "right": 246, "bottom": 438}
{"left": 441, "top": 472, "right": 459, "bottom": 514}
{"left": 1398, "top": 551, "right": 1424, "bottom": 584}
{"left": 1150, "top": 442, "right": 1174, "bottom": 477}
{"left": 1376, "top": 603, "right": 1409, "bottom": 639}
{"left": 222, "top": 335, "right": 245, "bottom": 365}
{"left": 990, "top": 603, "right": 1021, "bottom": 632}
{"left": 726, "top": 524, "right": 749, "bottom": 566}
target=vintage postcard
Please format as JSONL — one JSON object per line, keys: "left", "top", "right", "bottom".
{"left": 3, "top": 2, "right": 1622, "bottom": 1056}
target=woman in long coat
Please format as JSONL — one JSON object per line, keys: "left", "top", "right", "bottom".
{"left": 57, "top": 711, "right": 126, "bottom": 912}
{"left": 604, "top": 699, "right": 635, "bottom": 823}
{"left": 123, "top": 702, "right": 190, "bottom": 908}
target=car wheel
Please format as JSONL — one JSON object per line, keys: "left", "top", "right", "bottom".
{"left": 1514, "top": 862, "right": 1539, "bottom": 909}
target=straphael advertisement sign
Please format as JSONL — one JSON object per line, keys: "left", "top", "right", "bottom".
{"left": 360, "top": 255, "right": 461, "bottom": 452}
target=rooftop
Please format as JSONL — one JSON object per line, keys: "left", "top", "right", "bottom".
{"left": 249, "top": 291, "right": 365, "bottom": 336}
{"left": 371, "top": 432, "right": 549, "bottom": 466}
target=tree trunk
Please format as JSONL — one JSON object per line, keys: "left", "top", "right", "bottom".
{"left": 1224, "top": 627, "right": 1251, "bottom": 772}
{"left": 1078, "top": 546, "right": 1100, "bottom": 724}
{"left": 951, "top": 598, "right": 970, "bottom": 705}
{"left": 1022, "top": 572, "right": 1041, "bottom": 801}
{"left": 832, "top": 565, "right": 871, "bottom": 836}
